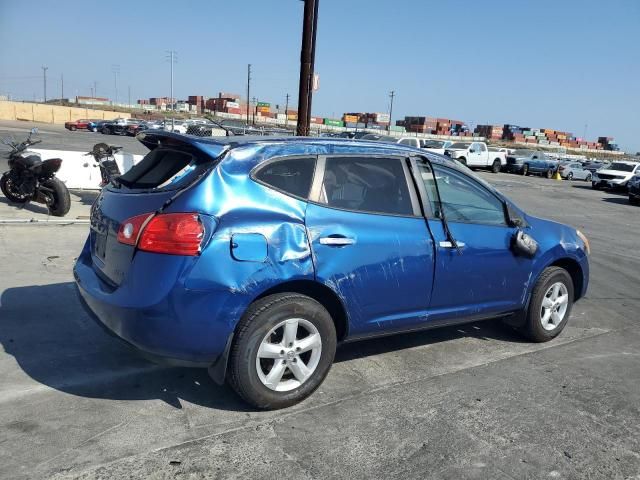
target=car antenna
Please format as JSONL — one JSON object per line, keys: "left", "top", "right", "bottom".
{"left": 427, "top": 160, "right": 461, "bottom": 254}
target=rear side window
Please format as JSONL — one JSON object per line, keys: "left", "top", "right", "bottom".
{"left": 318, "top": 157, "right": 413, "bottom": 216}
{"left": 253, "top": 157, "right": 316, "bottom": 199}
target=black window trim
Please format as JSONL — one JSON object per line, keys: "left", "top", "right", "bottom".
{"left": 250, "top": 154, "right": 318, "bottom": 201}
{"left": 307, "top": 153, "right": 422, "bottom": 218}
{"left": 409, "top": 155, "right": 510, "bottom": 227}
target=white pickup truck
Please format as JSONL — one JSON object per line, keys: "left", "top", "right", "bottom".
{"left": 444, "top": 142, "right": 507, "bottom": 173}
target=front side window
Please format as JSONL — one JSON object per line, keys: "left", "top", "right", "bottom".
{"left": 253, "top": 157, "right": 316, "bottom": 199}
{"left": 319, "top": 157, "right": 413, "bottom": 216}
{"left": 416, "top": 163, "right": 506, "bottom": 225}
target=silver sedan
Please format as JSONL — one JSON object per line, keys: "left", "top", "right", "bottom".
{"left": 559, "top": 162, "right": 592, "bottom": 181}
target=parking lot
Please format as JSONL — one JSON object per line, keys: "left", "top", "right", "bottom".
{"left": 0, "top": 124, "right": 639, "bottom": 479}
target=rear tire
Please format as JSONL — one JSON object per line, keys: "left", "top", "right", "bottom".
{"left": 101, "top": 127, "right": 111, "bottom": 135}
{"left": 630, "top": 196, "right": 640, "bottom": 206}
{"left": 585, "top": 174, "right": 592, "bottom": 182}
{"left": 0, "top": 173, "right": 30, "bottom": 203}
{"left": 42, "top": 178, "right": 71, "bottom": 217}
{"left": 227, "top": 293, "right": 337, "bottom": 409}
{"left": 70, "top": 125, "right": 77, "bottom": 131}
{"left": 591, "top": 182, "right": 600, "bottom": 190}
{"left": 520, "top": 267, "right": 574, "bottom": 343}
{"left": 457, "top": 157, "right": 467, "bottom": 166}
{"left": 491, "top": 159, "right": 501, "bottom": 173}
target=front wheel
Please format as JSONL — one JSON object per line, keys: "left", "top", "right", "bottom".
{"left": 520, "top": 267, "right": 574, "bottom": 342}
{"left": 630, "top": 195, "right": 640, "bottom": 206}
{"left": 522, "top": 164, "right": 529, "bottom": 176}
{"left": 591, "top": 182, "right": 600, "bottom": 190}
{"left": 566, "top": 172, "right": 573, "bottom": 180}
{"left": 585, "top": 174, "right": 592, "bottom": 182}
{"left": 491, "top": 159, "right": 501, "bottom": 173}
{"left": 457, "top": 157, "right": 467, "bottom": 166}
{"left": 227, "top": 293, "right": 337, "bottom": 409}
{"left": 546, "top": 169, "right": 554, "bottom": 179}
{"left": 41, "top": 178, "right": 71, "bottom": 217}
{"left": 0, "top": 173, "right": 30, "bottom": 203}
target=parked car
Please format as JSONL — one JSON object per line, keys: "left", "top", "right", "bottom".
{"left": 505, "top": 150, "right": 557, "bottom": 177}
{"left": 127, "top": 120, "right": 165, "bottom": 136}
{"left": 628, "top": 175, "right": 640, "bottom": 205}
{"left": 74, "top": 133, "right": 590, "bottom": 409}
{"left": 87, "top": 120, "right": 111, "bottom": 133}
{"left": 64, "top": 119, "right": 100, "bottom": 131}
{"left": 444, "top": 142, "right": 506, "bottom": 173}
{"left": 422, "top": 140, "right": 453, "bottom": 155}
{"left": 558, "top": 161, "right": 592, "bottom": 181}
{"left": 592, "top": 161, "right": 640, "bottom": 190}
{"left": 360, "top": 133, "right": 398, "bottom": 142}
{"left": 101, "top": 118, "right": 143, "bottom": 135}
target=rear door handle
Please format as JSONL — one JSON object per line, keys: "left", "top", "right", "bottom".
{"left": 439, "top": 241, "right": 465, "bottom": 248}
{"left": 319, "top": 236, "right": 355, "bottom": 246}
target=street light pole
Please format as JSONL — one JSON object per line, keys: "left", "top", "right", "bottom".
{"left": 285, "top": 93, "right": 290, "bottom": 127}
{"left": 296, "top": 0, "right": 319, "bottom": 136}
{"left": 246, "top": 64, "right": 251, "bottom": 126}
{"left": 112, "top": 64, "right": 120, "bottom": 105}
{"left": 166, "top": 51, "right": 177, "bottom": 129}
{"left": 41, "top": 66, "right": 48, "bottom": 103}
{"left": 388, "top": 90, "right": 395, "bottom": 132}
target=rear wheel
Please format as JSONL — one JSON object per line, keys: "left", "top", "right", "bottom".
{"left": 520, "top": 267, "right": 574, "bottom": 342}
{"left": 70, "top": 125, "right": 77, "bottom": 131}
{"left": 585, "top": 174, "right": 592, "bottom": 182}
{"left": 630, "top": 195, "right": 640, "bottom": 206}
{"left": 42, "top": 178, "right": 71, "bottom": 217}
{"left": 0, "top": 173, "right": 30, "bottom": 203}
{"left": 457, "top": 157, "right": 467, "bottom": 166}
{"left": 101, "top": 127, "right": 111, "bottom": 135}
{"left": 227, "top": 293, "right": 337, "bottom": 409}
{"left": 591, "top": 182, "right": 600, "bottom": 190}
{"left": 491, "top": 159, "right": 501, "bottom": 173}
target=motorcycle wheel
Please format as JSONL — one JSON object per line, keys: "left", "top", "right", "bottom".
{"left": 42, "top": 178, "right": 71, "bottom": 217}
{"left": 0, "top": 173, "right": 30, "bottom": 204}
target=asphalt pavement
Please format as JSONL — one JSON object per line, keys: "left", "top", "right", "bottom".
{"left": 0, "top": 126, "right": 638, "bottom": 479}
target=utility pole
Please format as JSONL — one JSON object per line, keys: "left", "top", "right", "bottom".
{"left": 93, "top": 81, "right": 97, "bottom": 98}
{"left": 296, "top": 0, "right": 319, "bottom": 136}
{"left": 112, "top": 64, "right": 120, "bottom": 105}
{"left": 246, "top": 64, "right": 251, "bottom": 126}
{"left": 60, "top": 74, "right": 64, "bottom": 104}
{"left": 388, "top": 90, "right": 395, "bottom": 132}
{"left": 285, "top": 93, "right": 290, "bottom": 127}
{"left": 166, "top": 51, "right": 177, "bottom": 129}
{"left": 41, "top": 66, "right": 48, "bottom": 103}
{"left": 128, "top": 85, "right": 131, "bottom": 108}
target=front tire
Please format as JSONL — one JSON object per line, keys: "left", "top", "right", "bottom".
{"left": 566, "top": 172, "right": 573, "bottom": 180}
{"left": 546, "top": 169, "right": 554, "bottom": 179}
{"left": 630, "top": 195, "right": 640, "bottom": 206}
{"left": 491, "top": 159, "right": 501, "bottom": 173}
{"left": 521, "top": 267, "right": 574, "bottom": 342}
{"left": 457, "top": 157, "right": 467, "bottom": 166}
{"left": 585, "top": 174, "right": 592, "bottom": 182}
{"left": 0, "top": 173, "right": 30, "bottom": 203}
{"left": 227, "top": 293, "right": 337, "bottom": 409}
{"left": 42, "top": 178, "right": 71, "bottom": 217}
{"left": 522, "top": 164, "right": 529, "bottom": 176}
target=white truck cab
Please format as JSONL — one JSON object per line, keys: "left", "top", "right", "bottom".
{"left": 444, "top": 142, "right": 506, "bottom": 173}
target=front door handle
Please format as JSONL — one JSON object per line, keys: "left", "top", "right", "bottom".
{"left": 319, "top": 236, "right": 355, "bottom": 246}
{"left": 439, "top": 241, "right": 465, "bottom": 248}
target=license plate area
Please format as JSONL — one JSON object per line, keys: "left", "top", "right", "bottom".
{"left": 93, "top": 232, "right": 107, "bottom": 260}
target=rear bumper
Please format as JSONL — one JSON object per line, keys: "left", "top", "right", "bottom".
{"left": 73, "top": 238, "right": 240, "bottom": 365}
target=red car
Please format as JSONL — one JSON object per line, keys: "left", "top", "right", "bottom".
{"left": 64, "top": 119, "right": 100, "bottom": 131}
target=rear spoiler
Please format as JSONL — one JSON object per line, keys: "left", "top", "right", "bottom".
{"left": 136, "top": 130, "right": 228, "bottom": 155}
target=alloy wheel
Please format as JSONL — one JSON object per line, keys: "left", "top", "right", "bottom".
{"left": 256, "top": 318, "right": 322, "bottom": 392}
{"left": 540, "top": 282, "right": 569, "bottom": 331}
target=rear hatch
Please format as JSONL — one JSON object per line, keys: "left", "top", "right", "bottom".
{"left": 89, "top": 134, "right": 226, "bottom": 286}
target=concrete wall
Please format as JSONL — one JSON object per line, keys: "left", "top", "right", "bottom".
{"left": 0, "top": 101, "right": 129, "bottom": 124}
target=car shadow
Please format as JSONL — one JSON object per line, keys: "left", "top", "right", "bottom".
{"left": 0, "top": 196, "right": 49, "bottom": 215}
{"left": 571, "top": 184, "right": 627, "bottom": 195}
{"left": 602, "top": 197, "right": 634, "bottom": 206}
{"left": 0, "top": 282, "right": 526, "bottom": 412}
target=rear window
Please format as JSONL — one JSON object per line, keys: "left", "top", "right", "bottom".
{"left": 253, "top": 157, "right": 316, "bottom": 199}
{"left": 116, "top": 148, "right": 206, "bottom": 191}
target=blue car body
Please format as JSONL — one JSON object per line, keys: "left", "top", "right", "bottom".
{"left": 74, "top": 133, "right": 589, "bottom": 381}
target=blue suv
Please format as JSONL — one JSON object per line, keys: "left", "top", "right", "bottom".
{"left": 74, "top": 132, "right": 590, "bottom": 409}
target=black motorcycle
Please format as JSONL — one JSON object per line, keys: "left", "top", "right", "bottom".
{"left": 85, "top": 143, "right": 122, "bottom": 187}
{"left": 0, "top": 128, "right": 70, "bottom": 216}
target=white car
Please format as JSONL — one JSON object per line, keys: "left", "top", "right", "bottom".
{"left": 444, "top": 141, "right": 507, "bottom": 173}
{"left": 591, "top": 161, "right": 640, "bottom": 190}
{"left": 421, "top": 140, "right": 453, "bottom": 155}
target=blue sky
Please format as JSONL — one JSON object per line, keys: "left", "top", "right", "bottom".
{"left": 0, "top": 0, "right": 638, "bottom": 151}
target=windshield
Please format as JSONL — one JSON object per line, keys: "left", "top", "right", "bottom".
{"left": 423, "top": 140, "right": 444, "bottom": 148}
{"left": 513, "top": 149, "right": 533, "bottom": 157}
{"left": 448, "top": 142, "right": 470, "bottom": 149}
{"left": 607, "top": 162, "right": 637, "bottom": 172}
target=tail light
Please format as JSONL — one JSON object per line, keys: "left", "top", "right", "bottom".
{"left": 118, "top": 213, "right": 204, "bottom": 256}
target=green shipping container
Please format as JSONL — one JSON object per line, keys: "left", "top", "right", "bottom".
{"left": 389, "top": 125, "right": 405, "bottom": 132}
{"left": 323, "top": 119, "right": 344, "bottom": 127}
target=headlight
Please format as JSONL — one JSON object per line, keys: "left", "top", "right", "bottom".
{"left": 576, "top": 230, "right": 590, "bottom": 255}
